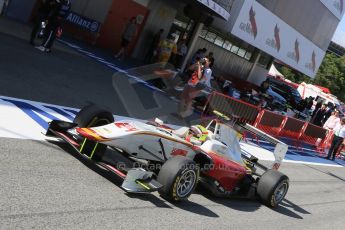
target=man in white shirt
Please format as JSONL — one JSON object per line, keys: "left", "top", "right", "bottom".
{"left": 323, "top": 110, "right": 340, "bottom": 130}
{"left": 326, "top": 118, "right": 345, "bottom": 161}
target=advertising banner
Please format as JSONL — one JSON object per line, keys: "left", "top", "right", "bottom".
{"left": 320, "top": 0, "right": 344, "bottom": 20}
{"left": 196, "top": 0, "right": 230, "bottom": 20}
{"left": 65, "top": 11, "right": 101, "bottom": 33}
{"left": 231, "top": 0, "right": 326, "bottom": 78}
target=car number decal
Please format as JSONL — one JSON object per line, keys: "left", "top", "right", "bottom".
{"left": 115, "top": 122, "right": 138, "bottom": 132}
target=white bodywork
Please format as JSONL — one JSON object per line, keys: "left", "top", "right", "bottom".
{"left": 81, "top": 118, "right": 288, "bottom": 169}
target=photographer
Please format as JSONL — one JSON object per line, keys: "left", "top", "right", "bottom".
{"left": 178, "top": 57, "right": 212, "bottom": 118}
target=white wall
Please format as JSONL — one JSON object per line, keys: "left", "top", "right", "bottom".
{"left": 132, "top": 0, "right": 181, "bottom": 58}
{"left": 246, "top": 65, "right": 269, "bottom": 85}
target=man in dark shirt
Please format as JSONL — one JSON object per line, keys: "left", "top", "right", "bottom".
{"left": 311, "top": 104, "right": 327, "bottom": 127}
{"left": 30, "top": 0, "right": 55, "bottom": 45}
{"left": 36, "top": 0, "right": 71, "bottom": 52}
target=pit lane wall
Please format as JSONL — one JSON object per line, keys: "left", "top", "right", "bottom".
{"left": 202, "top": 92, "right": 334, "bottom": 154}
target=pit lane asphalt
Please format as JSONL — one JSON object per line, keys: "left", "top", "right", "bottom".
{"left": 1, "top": 138, "right": 345, "bottom": 230}
{"left": 1, "top": 18, "right": 345, "bottom": 230}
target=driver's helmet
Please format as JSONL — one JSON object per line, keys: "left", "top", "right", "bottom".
{"left": 190, "top": 125, "right": 209, "bottom": 142}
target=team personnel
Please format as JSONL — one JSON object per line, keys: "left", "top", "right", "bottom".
{"left": 29, "top": 0, "right": 55, "bottom": 46}
{"left": 36, "top": 0, "right": 71, "bottom": 52}
{"left": 326, "top": 118, "right": 345, "bottom": 161}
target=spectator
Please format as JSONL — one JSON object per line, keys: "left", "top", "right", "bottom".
{"left": 114, "top": 17, "right": 138, "bottom": 60}
{"left": 174, "top": 39, "right": 188, "bottom": 69}
{"left": 30, "top": 0, "right": 55, "bottom": 46}
{"left": 155, "top": 34, "right": 177, "bottom": 63}
{"left": 298, "top": 98, "right": 308, "bottom": 113}
{"left": 207, "top": 52, "right": 215, "bottom": 69}
{"left": 306, "top": 96, "right": 314, "bottom": 110}
{"left": 326, "top": 118, "right": 345, "bottom": 161}
{"left": 323, "top": 103, "right": 334, "bottom": 124}
{"left": 36, "top": 0, "right": 71, "bottom": 53}
{"left": 311, "top": 104, "right": 327, "bottom": 127}
{"left": 145, "top": 28, "right": 164, "bottom": 63}
{"left": 323, "top": 110, "right": 341, "bottom": 130}
{"left": 178, "top": 57, "right": 213, "bottom": 118}
{"left": 190, "top": 48, "right": 207, "bottom": 65}
{"left": 260, "top": 79, "right": 270, "bottom": 94}
{"left": 312, "top": 100, "right": 323, "bottom": 117}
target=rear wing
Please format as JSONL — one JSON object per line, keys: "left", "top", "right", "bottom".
{"left": 234, "top": 122, "right": 288, "bottom": 170}
{"left": 211, "top": 110, "right": 288, "bottom": 170}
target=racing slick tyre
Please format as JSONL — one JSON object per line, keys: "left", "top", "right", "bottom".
{"left": 257, "top": 170, "right": 289, "bottom": 208}
{"left": 74, "top": 104, "right": 114, "bottom": 127}
{"left": 157, "top": 156, "right": 199, "bottom": 201}
{"left": 73, "top": 104, "right": 114, "bottom": 161}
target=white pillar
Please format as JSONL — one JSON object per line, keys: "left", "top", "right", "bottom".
{"left": 246, "top": 50, "right": 261, "bottom": 81}
{"left": 180, "top": 22, "right": 204, "bottom": 71}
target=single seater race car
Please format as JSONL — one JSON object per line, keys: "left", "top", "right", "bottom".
{"left": 46, "top": 104, "right": 289, "bottom": 207}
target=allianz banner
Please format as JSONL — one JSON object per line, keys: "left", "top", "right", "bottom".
{"left": 231, "top": 0, "right": 326, "bottom": 78}
{"left": 65, "top": 11, "right": 101, "bottom": 33}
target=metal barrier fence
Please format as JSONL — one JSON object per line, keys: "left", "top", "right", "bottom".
{"left": 202, "top": 91, "right": 260, "bottom": 125}
{"left": 254, "top": 110, "right": 285, "bottom": 136}
{"left": 203, "top": 92, "right": 332, "bottom": 153}
{"left": 279, "top": 116, "right": 305, "bottom": 140}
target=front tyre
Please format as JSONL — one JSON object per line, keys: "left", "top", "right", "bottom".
{"left": 74, "top": 104, "right": 114, "bottom": 161}
{"left": 157, "top": 156, "right": 199, "bottom": 201}
{"left": 74, "top": 104, "right": 114, "bottom": 128}
{"left": 257, "top": 170, "right": 289, "bottom": 208}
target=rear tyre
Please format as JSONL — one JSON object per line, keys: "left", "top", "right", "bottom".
{"left": 74, "top": 104, "right": 114, "bottom": 161}
{"left": 257, "top": 170, "right": 289, "bottom": 208}
{"left": 157, "top": 156, "right": 199, "bottom": 201}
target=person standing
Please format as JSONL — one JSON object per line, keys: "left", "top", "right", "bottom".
{"left": 323, "top": 103, "right": 334, "bottom": 124}
{"left": 155, "top": 34, "right": 177, "bottom": 63}
{"left": 207, "top": 52, "right": 215, "bottom": 69}
{"left": 30, "top": 0, "right": 54, "bottom": 45}
{"left": 115, "top": 17, "right": 138, "bottom": 60}
{"left": 311, "top": 104, "right": 327, "bottom": 127}
{"left": 326, "top": 118, "right": 345, "bottom": 161}
{"left": 174, "top": 39, "right": 188, "bottom": 69}
{"left": 36, "top": 0, "right": 71, "bottom": 52}
{"left": 178, "top": 57, "right": 212, "bottom": 118}
{"left": 190, "top": 48, "right": 207, "bottom": 65}
{"left": 323, "top": 110, "right": 341, "bottom": 130}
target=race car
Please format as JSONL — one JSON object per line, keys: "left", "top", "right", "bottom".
{"left": 46, "top": 104, "right": 289, "bottom": 207}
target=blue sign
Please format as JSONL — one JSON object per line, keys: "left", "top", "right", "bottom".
{"left": 65, "top": 11, "right": 101, "bottom": 33}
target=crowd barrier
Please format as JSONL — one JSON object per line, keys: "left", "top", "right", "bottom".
{"left": 203, "top": 92, "right": 333, "bottom": 154}
{"left": 254, "top": 110, "right": 285, "bottom": 136}
{"left": 202, "top": 91, "right": 260, "bottom": 124}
